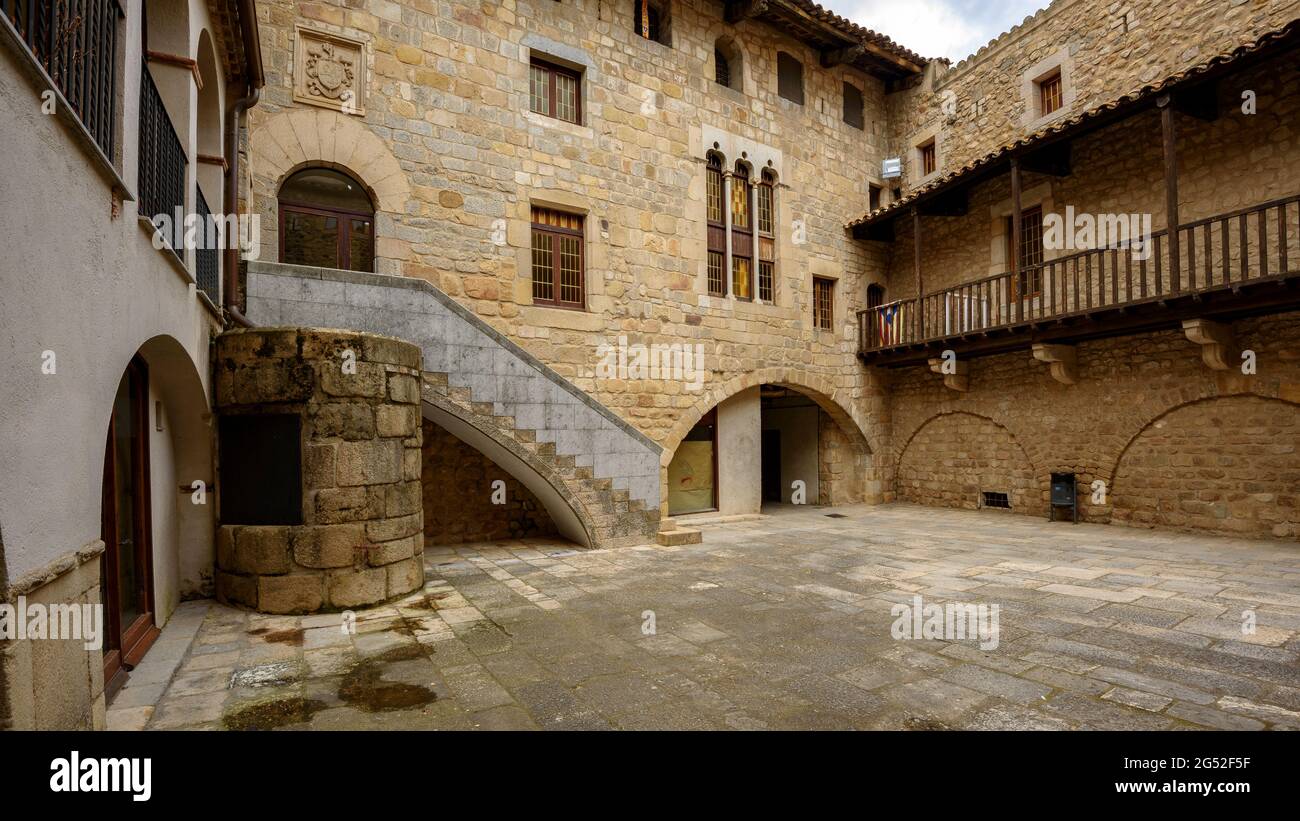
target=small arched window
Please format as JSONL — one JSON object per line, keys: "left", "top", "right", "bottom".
{"left": 731, "top": 162, "right": 753, "bottom": 300}
{"left": 633, "top": 1, "right": 669, "bottom": 46}
{"left": 713, "top": 38, "right": 742, "bottom": 91}
{"left": 706, "top": 153, "right": 726, "bottom": 297}
{"left": 279, "top": 168, "right": 375, "bottom": 272}
{"left": 757, "top": 169, "right": 776, "bottom": 302}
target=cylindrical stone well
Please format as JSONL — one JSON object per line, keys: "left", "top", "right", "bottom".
{"left": 213, "top": 327, "right": 425, "bottom": 614}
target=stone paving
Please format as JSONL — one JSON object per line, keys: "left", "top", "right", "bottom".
{"left": 107, "top": 504, "right": 1300, "bottom": 730}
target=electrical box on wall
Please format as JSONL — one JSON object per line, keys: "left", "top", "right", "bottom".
{"left": 882, "top": 157, "right": 902, "bottom": 179}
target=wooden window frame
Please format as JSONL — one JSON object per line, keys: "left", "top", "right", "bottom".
{"left": 278, "top": 199, "right": 376, "bottom": 273}
{"left": 529, "top": 58, "right": 582, "bottom": 125}
{"left": 706, "top": 153, "right": 727, "bottom": 297}
{"left": 1006, "top": 204, "right": 1045, "bottom": 298}
{"left": 812, "top": 276, "right": 835, "bottom": 331}
{"left": 757, "top": 170, "right": 776, "bottom": 302}
{"left": 531, "top": 208, "right": 587, "bottom": 310}
{"left": 842, "top": 81, "right": 864, "bottom": 129}
{"left": 776, "top": 51, "right": 804, "bottom": 105}
{"left": 919, "top": 140, "right": 937, "bottom": 177}
{"left": 731, "top": 163, "right": 753, "bottom": 301}
{"left": 1038, "top": 70, "right": 1063, "bottom": 117}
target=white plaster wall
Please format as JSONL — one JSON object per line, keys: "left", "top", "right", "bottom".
{"left": 716, "top": 387, "right": 761, "bottom": 515}
{"left": 0, "top": 0, "right": 227, "bottom": 630}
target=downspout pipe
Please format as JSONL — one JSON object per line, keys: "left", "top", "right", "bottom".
{"left": 223, "top": 0, "right": 265, "bottom": 327}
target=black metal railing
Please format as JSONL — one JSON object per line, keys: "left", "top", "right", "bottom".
{"left": 138, "top": 61, "right": 186, "bottom": 252}
{"left": 195, "top": 186, "right": 220, "bottom": 302}
{"left": 2, "top": 0, "right": 122, "bottom": 158}
{"left": 858, "top": 194, "right": 1300, "bottom": 354}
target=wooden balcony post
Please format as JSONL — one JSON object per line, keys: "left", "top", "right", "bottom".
{"left": 1159, "top": 95, "right": 1181, "bottom": 292}
{"left": 1010, "top": 157, "right": 1022, "bottom": 321}
{"left": 913, "top": 206, "right": 922, "bottom": 342}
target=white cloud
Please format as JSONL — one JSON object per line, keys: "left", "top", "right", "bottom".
{"left": 828, "top": 0, "right": 1050, "bottom": 61}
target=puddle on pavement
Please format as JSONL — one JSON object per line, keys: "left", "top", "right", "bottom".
{"left": 248, "top": 627, "right": 306, "bottom": 646}
{"left": 338, "top": 654, "right": 437, "bottom": 712}
{"left": 222, "top": 697, "right": 328, "bottom": 730}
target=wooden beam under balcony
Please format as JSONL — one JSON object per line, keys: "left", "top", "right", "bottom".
{"left": 724, "top": 0, "right": 770, "bottom": 23}
{"left": 821, "top": 44, "right": 866, "bottom": 67}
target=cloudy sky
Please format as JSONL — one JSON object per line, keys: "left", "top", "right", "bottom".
{"left": 823, "top": 0, "right": 1051, "bottom": 61}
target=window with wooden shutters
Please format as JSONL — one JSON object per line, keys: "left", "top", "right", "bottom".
{"left": 529, "top": 59, "right": 581, "bottom": 124}
{"left": 1038, "top": 70, "right": 1063, "bottom": 116}
{"left": 706, "top": 153, "right": 727, "bottom": 297}
{"left": 1006, "top": 205, "right": 1045, "bottom": 297}
{"left": 757, "top": 169, "right": 776, "bottom": 302}
{"left": 777, "top": 52, "right": 803, "bottom": 105}
{"left": 731, "top": 163, "right": 753, "bottom": 300}
{"left": 531, "top": 207, "right": 585, "bottom": 309}
{"left": 843, "top": 82, "right": 864, "bottom": 129}
{"left": 813, "top": 277, "right": 835, "bottom": 331}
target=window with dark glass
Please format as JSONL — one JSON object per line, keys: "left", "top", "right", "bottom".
{"left": 715, "top": 48, "right": 730, "bottom": 88}
{"left": 706, "top": 153, "right": 727, "bottom": 297}
{"left": 843, "top": 82, "right": 864, "bottom": 129}
{"left": 777, "top": 52, "right": 803, "bottom": 104}
{"left": 869, "top": 183, "right": 882, "bottom": 212}
{"left": 757, "top": 169, "right": 776, "bottom": 302}
{"left": 530, "top": 58, "right": 581, "bottom": 124}
{"left": 813, "top": 276, "right": 835, "bottom": 331}
{"left": 633, "top": 1, "right": 669, "bottom": 45}
{"left": 531, "top": 206, "right": 585, "bottom": 309}
{"left": 731, "top": 162, "right": 753, "bottom": 300}
{"left": 279, "top": 168, "right": 375, "bottom": 272}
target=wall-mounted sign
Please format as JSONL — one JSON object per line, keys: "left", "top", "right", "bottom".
{"left": 882, "top": 157, "right": 902, "bottom": 179}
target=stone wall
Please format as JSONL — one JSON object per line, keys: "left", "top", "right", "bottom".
{"left": 882, "top": 58, "right": 1300, "bottom": 298}
{"left": 245, "top": 0, "right": 889, "bottom": 471}
{"left": 885, "top": 311, "right": 1300, "bottom": 539}
{"left": 214, "top": 327, "right": 426, "bottom": 613}
{"left": 885, "top": 0, "right": 1300, "bottom": 188}
{"left": 422, "top": 418, "right": 558, "bottom": 544}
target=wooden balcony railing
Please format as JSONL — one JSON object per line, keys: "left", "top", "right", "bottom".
{"left": 195, "top": 186, "right": 219, "bottom": 303}
{"left": 138, "top": 61, "right": 187, "bottom": 253}
{"left": 2, "top": 0, "right": 123, "bottom": 158}
{"left": 858, "top": 194, "right": 1300, "bottom": 356}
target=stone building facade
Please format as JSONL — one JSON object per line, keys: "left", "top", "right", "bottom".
{"left": 238, "top": 0, "right": 1299, "bottom": 543}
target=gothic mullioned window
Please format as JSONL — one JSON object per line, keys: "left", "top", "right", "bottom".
{"left": 731, "top": 162, "right": 753, "bottom": 300}
{"left": 757, "top": 169, "right": 776, "bottom": 302}
{"left": 706, "top": 153, "right": 727, "bottom": 296}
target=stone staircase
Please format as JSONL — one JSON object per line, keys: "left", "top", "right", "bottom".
{"left": 244, "top": 260, "right": 663, "bottom": 549}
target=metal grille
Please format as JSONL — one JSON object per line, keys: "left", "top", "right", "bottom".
{"left": 982, "top": 491, "right": 1011, "bottom": 509}
{"left": 920, "top": 141, "right": 936, "bottom": 176}
{"left": 2, "top": 0, "right": 122, "bottom": 158}
{"left": 714, "top": 47, "right": 729, "bottom": 87}
{"left": 758, "top": 261, "right": 773, "bottom": 302}
{"left": 138, "top": 63, "right": 187, "bottom": 252}
{"left": 708, "top": 251, "right": 725, "bottom": 297}
{"left": 195, "top": 187, "right": 219, "bottom": 303}
{"left": 531, "top": 206, "right": 584, "bottom": 308}
{"left": 706, "top": 155, "right": 724, "bottom": 224}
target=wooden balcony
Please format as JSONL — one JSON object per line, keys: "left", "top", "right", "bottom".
{"left": 857, "top": 194, "right": 1300, "bottom": 367}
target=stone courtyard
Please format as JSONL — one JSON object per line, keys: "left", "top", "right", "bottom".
{"left": 106, "top": 505, "right": 1300, "bottom": 731}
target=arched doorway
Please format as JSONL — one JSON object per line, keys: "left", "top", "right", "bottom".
{"left": 100, "top": 336, "right": 214, "bottom": 695}
{"left": 665, "top": 380, "right": 875, "bottom": 517}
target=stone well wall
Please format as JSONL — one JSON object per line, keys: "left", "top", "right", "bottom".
{"left": 214, "top": 327, "right": 426, "bottom": 614}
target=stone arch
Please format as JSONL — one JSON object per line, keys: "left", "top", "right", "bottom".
{"left": 895, "top": 411, "right": 1038, "bottom": 513}
{"left": 249, "top": 108, "right": 410, "bottom": 272}
{"left": 1108, "top": 395, "right": 1300, "bottom": 539}
{"left": 194, "top": 29, "right": 223, "bottom": 211}
{"left": 661, "top": 367, "right": 879, "bottom": 511}
{"left": 421, "top": 389, "right": 599, "bottom": 550}
{"left": 98, "top": 334, "right": 214, "bottom": 626}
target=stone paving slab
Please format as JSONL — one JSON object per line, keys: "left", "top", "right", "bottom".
{"left": 108, "top": 504, "right": 1300, "bottom": 730}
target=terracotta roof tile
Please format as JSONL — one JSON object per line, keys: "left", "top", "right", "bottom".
{"left": 847, "top": 19, "right": 1300, "bottom": 230}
